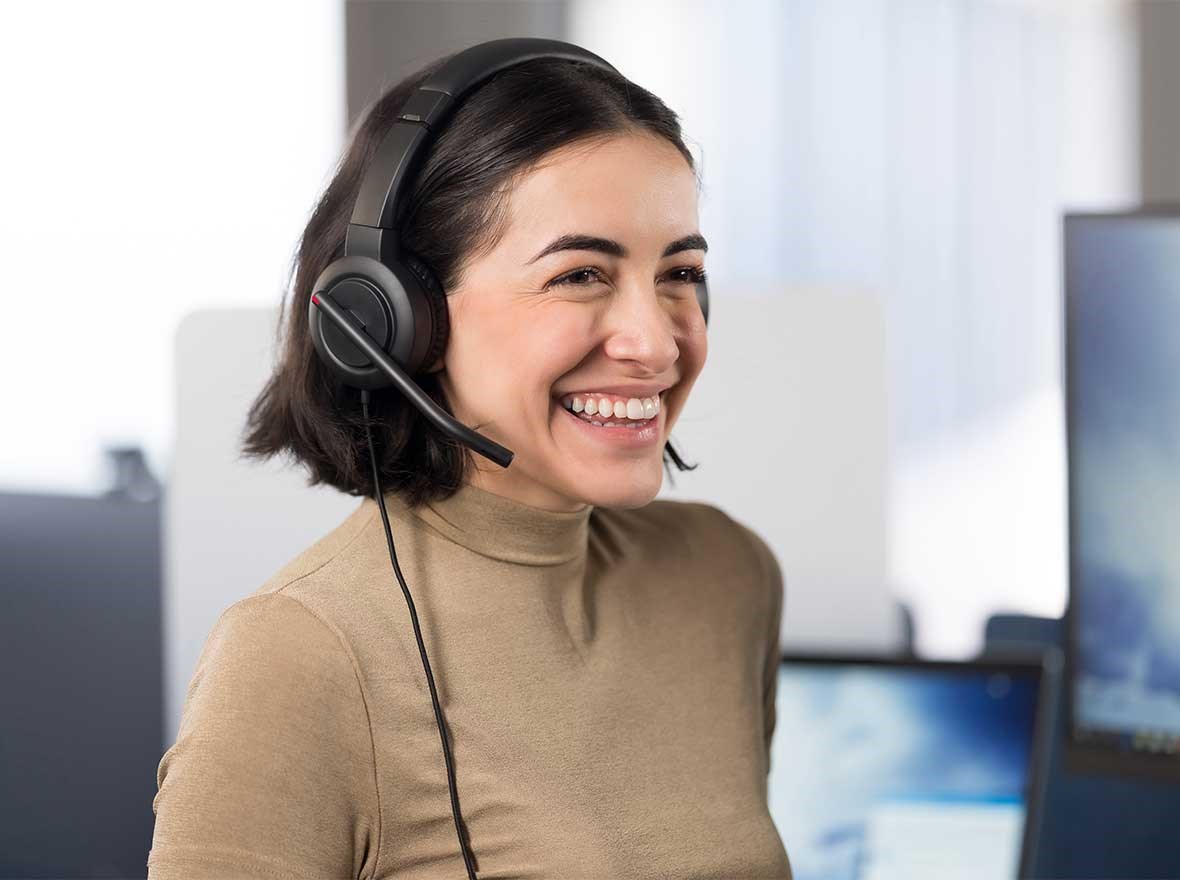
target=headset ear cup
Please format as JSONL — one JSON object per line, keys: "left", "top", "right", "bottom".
{"left": 403, "top": 252, "right": 450, "bottom": 372}
{"left": 310, "top": 254, "right": 441, "bottom": 387}
{"left": 309, "top": 256, "right": 398, "bottom": 390}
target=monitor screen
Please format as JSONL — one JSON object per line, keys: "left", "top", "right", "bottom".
{"left": 1066, "top": 211, "right": 1180, "bottom": 766}
{"left": 767, "top": 658, "right": 1042, "bottom": 880}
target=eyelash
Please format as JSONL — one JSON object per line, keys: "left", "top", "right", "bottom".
{"left": 549, "top": 265, "right": 708, "bottom": 288}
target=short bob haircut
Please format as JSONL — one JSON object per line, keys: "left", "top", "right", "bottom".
{"left": 241, "top": 50, "right": 701, "bottom": 508}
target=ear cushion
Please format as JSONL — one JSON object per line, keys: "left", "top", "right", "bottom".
{"left": 402, "top": 251, "right": 450, "bottom": 373}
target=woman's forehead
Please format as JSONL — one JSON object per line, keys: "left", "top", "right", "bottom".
{"left": 500, "top": 133, "right": 700, "bottom": 261}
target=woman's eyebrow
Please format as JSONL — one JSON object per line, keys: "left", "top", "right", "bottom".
{"left": 526, "top": 232, "right": 708, "bottom": 265}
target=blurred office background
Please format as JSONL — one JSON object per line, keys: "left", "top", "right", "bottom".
{"left": 3, "top": 0, "right": 1179, "bottom": 877}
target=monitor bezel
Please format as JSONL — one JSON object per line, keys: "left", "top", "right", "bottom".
{"left": 1062, "top": 208, "right": 1180, "bottom": 783}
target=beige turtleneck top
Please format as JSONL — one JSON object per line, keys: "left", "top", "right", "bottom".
{"left": 148, "top": 482, "right": 791, "bottom": 879}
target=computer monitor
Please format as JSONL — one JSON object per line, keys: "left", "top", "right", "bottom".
{"left": 767, "top": 656, "right": 1048, "bottom": 880}
{"left": 1065, "top": 209, "right": 1180, "bottom": 781}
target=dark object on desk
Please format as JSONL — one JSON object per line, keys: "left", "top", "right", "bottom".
{"left": 985, "top": 613, "right": 1180, "bottom": 879}
{"left": 0, "top": 453, "right": 162, "bottom": 879}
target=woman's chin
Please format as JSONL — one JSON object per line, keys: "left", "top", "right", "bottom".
{"left": 553, "top": 459, "right": 665, "bottom": 510}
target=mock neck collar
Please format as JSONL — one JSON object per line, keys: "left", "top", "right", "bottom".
{"left": 377, "top": 481, "right": 593, "bottom": 567}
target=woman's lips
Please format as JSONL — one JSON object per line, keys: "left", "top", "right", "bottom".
{"left": 555, "top": 399, "right": 662, "bottom": 447}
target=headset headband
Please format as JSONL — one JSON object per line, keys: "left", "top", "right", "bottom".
{"left": 345, "top": 38, "right": 618, "bottom": 262}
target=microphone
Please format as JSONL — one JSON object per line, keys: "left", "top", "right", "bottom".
{"left": 311, "top": 292, "right": 515, "bottom": 468}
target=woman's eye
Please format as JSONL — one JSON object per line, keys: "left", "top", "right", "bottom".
{"left": 554, "top": 267, "right": 604, "bottom": 284}
{"left": 667, "top": 267, "right": 708, "bottom": 285}
{"left": 550, "top": 266, "right": 608, "bottom": 288}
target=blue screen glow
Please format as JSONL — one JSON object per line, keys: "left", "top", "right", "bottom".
{"left": 767, "top": 662, "right": 1040, "bottom": 880}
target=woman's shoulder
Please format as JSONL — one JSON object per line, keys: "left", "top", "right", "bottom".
{"left": 188, "top": 592, "right": 353, "bottom": 696}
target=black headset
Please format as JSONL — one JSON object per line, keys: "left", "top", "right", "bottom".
{"left": 307, "top": 37, "right": 710, "bottom": 878}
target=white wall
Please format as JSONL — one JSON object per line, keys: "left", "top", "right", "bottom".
{"left": 0, "top": 0, "right": 345, "bottom": 495}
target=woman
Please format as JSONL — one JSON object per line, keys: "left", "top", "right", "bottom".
{"left": 148, "top": 43, "right": 791, "bottom": 880}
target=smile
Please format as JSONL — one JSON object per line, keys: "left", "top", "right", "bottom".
{"left": 554, "top": 392, "right": 663, "bottom": 446}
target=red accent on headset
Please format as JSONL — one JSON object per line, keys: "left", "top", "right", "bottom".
{"left": 311, "top": 294, "right": 320, "bottom": 305}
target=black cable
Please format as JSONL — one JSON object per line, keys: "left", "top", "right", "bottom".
{"left": 360, "top": 388, "right": 478, "bottom": 880}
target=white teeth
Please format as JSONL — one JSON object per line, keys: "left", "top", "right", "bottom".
{"left": 559, "top": 391, "right": 665, "bottom": 422}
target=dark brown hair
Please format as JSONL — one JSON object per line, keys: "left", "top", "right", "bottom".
{"left": 241, "top": 50, "right": 701, "bottom": 507}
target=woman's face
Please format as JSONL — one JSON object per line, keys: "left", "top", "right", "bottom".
{"left": 434, "top": 130, "right": 708, "bottom": 512}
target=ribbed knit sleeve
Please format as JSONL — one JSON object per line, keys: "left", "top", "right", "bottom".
{"left": 147, "top": 593, "right": 380, "bottom": 880}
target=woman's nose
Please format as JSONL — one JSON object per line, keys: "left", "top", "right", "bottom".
{"left": 600, "top": 285, "right": 680, "bottom": 373}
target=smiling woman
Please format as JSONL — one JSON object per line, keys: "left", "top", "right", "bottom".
{"left": 148, "top": 40, "right": 791, "bottom": 880}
